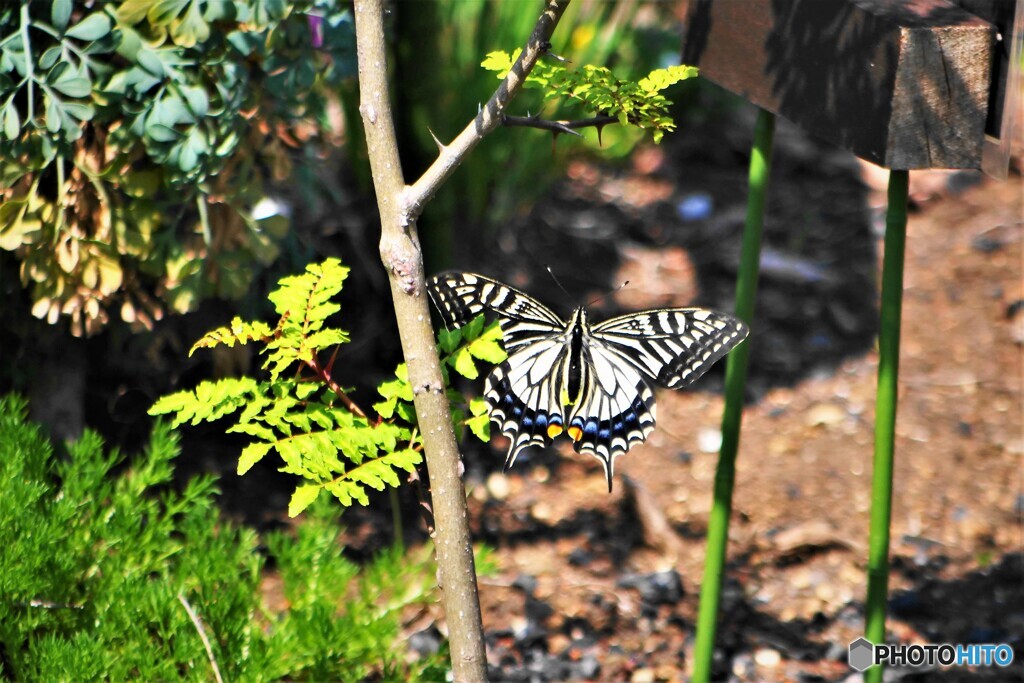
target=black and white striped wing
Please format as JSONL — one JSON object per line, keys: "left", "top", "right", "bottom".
{"left": 427, "top": 271, "right": 564, "bottom": 352}
{"left": 428, "top": 271, "right": 569, "bottom": 468}
{"left": 591, "top": 309, "right": 748, "bottom": 388}
{"left": 563, "top": 343, "right": 657, "bottom": 491}
{"left": 484, "top": 342, "right": 564, "bottom": 470}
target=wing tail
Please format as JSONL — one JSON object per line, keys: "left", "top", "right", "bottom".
{"left": 570, "top": 382, "right": 656, "bottom": 492}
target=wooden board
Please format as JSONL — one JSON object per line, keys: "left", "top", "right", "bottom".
{"left": 682, "top": 0, "right": 998, "bottom": 170}
{"left": 955, "top": 0, "right": 1023, "bottom": 178}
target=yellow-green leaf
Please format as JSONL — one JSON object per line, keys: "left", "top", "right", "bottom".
{"left": 451, "top": 346, "right": 478, "bottom": 380}
{"left": 238, "top": 441, "right": 273, "bottom": 475}
{"left": 288, "top": 483, "right": 322, "bottom": 517}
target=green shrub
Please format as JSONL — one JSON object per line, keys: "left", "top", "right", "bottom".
{"left": 0, "top": 1, "right": 355, "bottom": 336}
{"left": 150, "top": 258, "right": 504, "bottom": 516}
{"left": 0, "top": 394, "right": 447, "bottom": 681}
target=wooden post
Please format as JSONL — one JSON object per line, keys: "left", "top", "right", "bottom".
{"left": 683, "top": 0, "right": 998, "bottom": 169}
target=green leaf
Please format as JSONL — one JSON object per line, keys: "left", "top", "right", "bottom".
{"left": 468, "top": 337, "right": 506, "bottom": 364}
{"left": 117, "top": 0, "right": 152, "bottom": 24}
{"left": 65, "top": 12, "right": 112, "bottom": 41}
{"left": 169, "top": 0, "right": 210, "bottom": 47}
{"left": 50, "top": 71, "right": 91, "bottom": 98}
{"left": 52, "top": 0, "right": 73, "bottom": 31}
{"left": 189, "top": 317, "right": 272, "bottom": 355}
{"left": 469, "top": 396, "right": 490, "bottom": 417}
{"left": 39, "top": 46, "right": 61, "bottom": 70}
{"left": 237, "top": 441, "right": 273, "bottom": 475}
{"left": 394, "top": 400, "right": 416, "bottom": 424}
{"left": 480, "top": 50, "right": 517, "bottom": 77}
{"left": 288, "top": 483, "right": 322, "bottom": 517}
{"left": 373, "top": 396, "right": 397, "bottom": 420}
{"left": 463, "top": 314, "right": 485, "bottom": 341}
{"left": 150, "top": 0, "right": 190, "bottom": 25}
{"left": 44, "top": 94, "right": 62, "bottom": 133}
{"left": 437, "top": 327, "right": 462, "bottom": 354}
{"left": 2, "top": 104, "right": 19, "bottom": 140}
{"left": 306, "top": 329, "right": 349, "bottom": 350}
{"left": 451, "top": 347, "right": 478, "bottom": 380}
{"left": 466, "top": 414, "right": 490, "bottom": 442}
{"left": 180, "top": 84, "right": 208, "bottom": 118}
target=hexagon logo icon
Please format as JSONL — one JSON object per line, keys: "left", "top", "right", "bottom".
{"left": 848, "top": 637, "right": 875, "bottom": 672}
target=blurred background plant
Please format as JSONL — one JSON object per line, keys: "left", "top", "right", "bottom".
{"left": 384, "top": 0, "right": 688, "bottom": 269}
{"left": 1, "top": 0, "right": 693, "bottom": 445}
{"left": 0, "top": 0, "right": 355, "bottom": 337}
{"left": 1, "top": 0, "right": 686, "bottom": 340}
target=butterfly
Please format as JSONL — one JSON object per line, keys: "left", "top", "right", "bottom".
{"left": 428, "top": 271, "right": 749, "bottom": 491}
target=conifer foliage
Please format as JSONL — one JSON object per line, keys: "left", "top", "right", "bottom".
{"left": 0, "top": 394, "right": 447, "bottom": 681}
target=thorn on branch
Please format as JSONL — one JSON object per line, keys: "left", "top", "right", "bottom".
{"left": 428, "top": 127, "right": 446, "bottom": 152}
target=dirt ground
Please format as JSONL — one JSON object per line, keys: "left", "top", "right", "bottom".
{"left": 105, "top": 95, "right": 1020, "bottom": 682}
{"left": 445, "top": 122, "right": 1022, "bottom": 681}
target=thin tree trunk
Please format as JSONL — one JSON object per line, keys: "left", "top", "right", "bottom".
{"left": 351, "top": 1, "right": 571, "bottom": 680}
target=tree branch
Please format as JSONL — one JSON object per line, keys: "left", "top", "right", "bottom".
{"left": 501, "top": 113, "right": 618, "bottom": 137}
{"left": 401, "top": 0, "right": 572, "bottom": 224}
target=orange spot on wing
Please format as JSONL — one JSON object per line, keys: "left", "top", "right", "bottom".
{"left": 547, "top": 424, "right": 563, "bottom": 439}
{"left": 567, "top": 425, "right": 583, "bottom": 442}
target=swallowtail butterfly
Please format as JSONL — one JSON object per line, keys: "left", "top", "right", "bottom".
{"left": 428, "top": 271, "right": 748, "bottom": 491}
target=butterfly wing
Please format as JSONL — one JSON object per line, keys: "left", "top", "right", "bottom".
{"left": 428, "top": 271, "right": 568, "bottom": 468}
{"left": 485, "top": 343, "right": 565, "bottom": 471}
{"left": 563, "top": 341, "right": 657, "bottom": 491}
{"left": 428, "top": 273, "right": 749, "bottom": 491}
{"left": 591, "top": 308, "right": 748, "bottom": 388}
{"left": 427, "top": 271, "right": 564, "bottom": 353}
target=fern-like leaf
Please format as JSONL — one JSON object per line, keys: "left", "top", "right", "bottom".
{"left": 149, "top": 377, "right": 260, "bottom": 427}
{"left": 189, "top": 317, "right": 274, "bottom": 356}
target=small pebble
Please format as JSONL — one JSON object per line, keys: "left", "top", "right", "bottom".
{"left": 697, "top": 427, "right": 722, "bottom": 453}
{"left": 754, "top": 647, "right": 782, "bottom": 668}
{"left": 578, "top": 654, "right": 600, "bottom": 679}
{"left": 486, "top": 472, "right": 509, "bottom": 500}
{"left": 806, "top": 402, "right": 846, "bottom": 427}
{"left": 732, "top": 653, "right": 755, "bottom": 679}
{"left": 631, "top": 667, "right": 656, "bottom": 683}
{"left": 531, "top": 501, "right": 554, "bottom": 521}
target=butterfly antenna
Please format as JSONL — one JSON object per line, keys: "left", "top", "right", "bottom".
{"left": 545, "top": 265, "right": 575, "bottom": 308}
{"left": 586, "top": 279, "right": 630, "bottom": 308}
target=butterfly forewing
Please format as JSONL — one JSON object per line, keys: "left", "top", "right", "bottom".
{"left": 429, "top": 271, "right": 563, "bottom": 328}
{"left": 427, "top": 271, "right": 748, "bottom": 491}
{"left": 592, "top": 309, "right": 748, "bottom": 388}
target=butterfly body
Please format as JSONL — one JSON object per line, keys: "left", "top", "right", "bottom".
{"left": 429, "top": 271, "right": 748, "bottom": 491}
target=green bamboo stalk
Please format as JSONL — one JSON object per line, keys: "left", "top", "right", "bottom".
{"left": 691, "top": 108, "right": 775, "bottom": 682}
{"left": 864, "top": 169, "right": 909, "bottom": 682}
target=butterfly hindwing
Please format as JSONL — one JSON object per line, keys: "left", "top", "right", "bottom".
{"left": 565, "top": 343, "right": 657, "bottom": 490}
{"left": 485, "top": 359, "right": 561, "bottom": 471}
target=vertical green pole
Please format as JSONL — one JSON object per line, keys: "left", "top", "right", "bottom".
{"left": 692, "top": 109, "right": 774, "bottom": 682}
{"left": 864, "top": 169, "right": 909, "bottom": 682}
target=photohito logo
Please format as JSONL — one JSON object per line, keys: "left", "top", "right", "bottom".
{"left": 848, "top": 637, "right": 1015, "bottom": 672}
